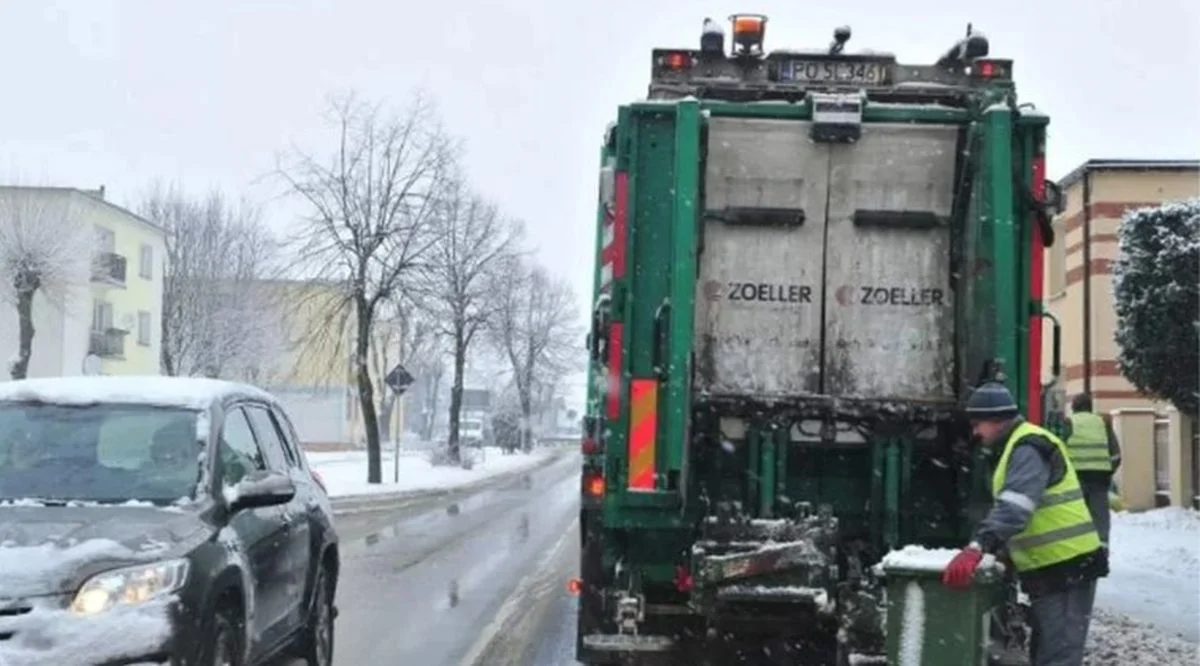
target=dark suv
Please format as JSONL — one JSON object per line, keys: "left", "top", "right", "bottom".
{"left": 0, "top": 376, "right": 339, "bottom": 666}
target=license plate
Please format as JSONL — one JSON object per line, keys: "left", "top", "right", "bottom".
{"left": 786, "top": 60, "right": 889, "bottom": 85}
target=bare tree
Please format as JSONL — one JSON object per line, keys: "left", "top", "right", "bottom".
{"left": 489, "top": 256, "right": 583, "bottom": 450}
{"left": 277, "top": 92, "right": 455, "bottom": 484}
{"left": 415, "top": 177, "right": 521, "bottom": 462}
{"left": 0, "top": 188, "right": 93, "bottom": 380}
{"left": 368, "top": 297, "right": 438, "bottom": 443}
{"left": 136, "top": 182, "right": 280, "bottom": 379}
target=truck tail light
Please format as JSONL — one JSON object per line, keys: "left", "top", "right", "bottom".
{"left": 584, "top": 470, "right": 606, "bottom": 498}
{"left": 674, "top": 565, "right": 694, "bottom": 592}
{"left": 582, "top": 436, "right": 600, "bottom": 455}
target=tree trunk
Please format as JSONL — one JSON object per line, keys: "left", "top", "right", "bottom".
{"left": 446, "top": 330, "right": 467, "bottom": 463}
{"left": 518, "top": 365, "right": 535, "bottom": 452}
{"left": 355, "top": 295, "right": 382, "bottom": 484}
{"left": 160, "top": 320, "right": 176, "bottom": 376}
{"left": 11, "top": 289, "right": 36, "bottom": 380}
{"left": 378, "top": 392, "right": 397, "bottom": 443}
{"left": 424, "top": 369, "right": 442, "bottom": 441}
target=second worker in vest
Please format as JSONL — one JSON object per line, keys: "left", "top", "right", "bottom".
{"left": 943, "top": 381, "right": 1108, "bottom": 666}
{"left": 1063, "top": 393, "right": 1122, "bottom": 548}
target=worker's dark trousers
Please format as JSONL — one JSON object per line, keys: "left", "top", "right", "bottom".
{"left": 1028, "top": 578, "right": 1097, "bottom": 666}
{"left": 1081, "top": 481, "right": 1111, "bottom": 547}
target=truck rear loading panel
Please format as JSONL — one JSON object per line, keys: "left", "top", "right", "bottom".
{"left": 578, "top": 15, "right": 1066, "bottom": 666}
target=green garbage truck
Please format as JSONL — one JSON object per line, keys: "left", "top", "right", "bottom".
{"left": 576, "top": 14, "right": 1069, "bottom": 666}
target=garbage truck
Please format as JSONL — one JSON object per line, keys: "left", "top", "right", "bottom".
{"left": 576, "top": 14, "right": 1067, "bottom": 666}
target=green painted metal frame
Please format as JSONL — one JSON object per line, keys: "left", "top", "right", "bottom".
{"left": 589, "top": 88, "right": 1049, "bottom": 579}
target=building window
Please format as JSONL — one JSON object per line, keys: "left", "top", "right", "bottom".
{"left": 139, "top": 244, "right": 153, "bottom": 279}
{"left": 1047, "top": 217, "right": 1066, "bottom": 297}
{"left": 92, "top": 300, "right": 113, "bottom": 331}
{"left": 94, "top": 226, "right": 115, "bottom": 254}
{"left": 137, "top": 311, "right": 152, "bottom": 346}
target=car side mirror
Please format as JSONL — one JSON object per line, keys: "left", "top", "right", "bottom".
{"left": 226, "top": 470, "right": 295, "bottom": 512}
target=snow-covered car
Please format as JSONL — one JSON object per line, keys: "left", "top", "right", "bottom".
{"left": 0, "top": 376, "right": 340, "bottom": 666}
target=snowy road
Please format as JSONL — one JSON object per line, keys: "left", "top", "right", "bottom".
{"left": 275, "top": 451, "right": 584, "bottom": 666}
{"left": 271, "top": 457, "right": 1198, "bottom": 666}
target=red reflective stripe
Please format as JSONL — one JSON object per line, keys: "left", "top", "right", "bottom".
{"left": 611, "top": 172, "right": 628, "bottom": 279}
{"left": 1028, "top": 155, "right": 1046, "bottom": 424}
{"left": 628, "top": 378, "right": 657, "bottom": 490}
{"left": 605, "top": 323, "right": 624, "bottom": 420}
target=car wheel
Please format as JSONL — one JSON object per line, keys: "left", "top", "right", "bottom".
{"left": 198, "top": 603, "right": 244, "bottom": 666}
{"left": 297, "top": 564, "right": 336, "bottom": 666}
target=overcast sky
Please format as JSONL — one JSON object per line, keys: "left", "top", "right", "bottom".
{"left": 2, "top": 0, "right": 1198, "bottom": 399}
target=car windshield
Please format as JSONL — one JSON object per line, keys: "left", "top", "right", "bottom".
{"left": 0, "top": 401, "right": 204, "bottom": 505}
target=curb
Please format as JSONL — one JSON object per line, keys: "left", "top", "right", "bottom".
{"left": 329, "top": 447, "right": 572, "bottom": 516}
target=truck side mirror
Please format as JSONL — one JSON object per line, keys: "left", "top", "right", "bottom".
{"left": 1043, "top": 180, "right": 1065, "bottom": 215}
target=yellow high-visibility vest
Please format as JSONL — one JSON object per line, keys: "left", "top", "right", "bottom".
{"left": 992, "top": 421, "right": 1102, "bottom": 572}
{"left": 1066, "top": 412, "right": 1114, "bottom": 473}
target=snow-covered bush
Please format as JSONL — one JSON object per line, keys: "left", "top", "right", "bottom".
{"left": 1112, "top": 198, "right": 1200, "bottom": 415}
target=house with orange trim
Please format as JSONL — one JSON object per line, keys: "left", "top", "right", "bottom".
{"left": 1042, "top": 159, "right": 1200, "bottom": 511}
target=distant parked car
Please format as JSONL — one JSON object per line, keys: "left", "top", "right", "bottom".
{"left": 0, "top": 376, "right": 340, "bottom": 666}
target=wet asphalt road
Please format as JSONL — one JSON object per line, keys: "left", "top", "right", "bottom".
{"left": 279, "top": 451, "right": 584, "bottom": 666}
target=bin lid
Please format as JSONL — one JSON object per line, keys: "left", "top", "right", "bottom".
{"left": 873, "top": 544, "right": 1005, "bottom": 580}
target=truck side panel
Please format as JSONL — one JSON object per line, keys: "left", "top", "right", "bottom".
{"left": 822, "top": 123, "right": 959, "bottom": 399}
{"left": 695, "top": 117, "right": 831, "bottom": 397}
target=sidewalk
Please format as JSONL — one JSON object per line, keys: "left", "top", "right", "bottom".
{"left": 305, "top": 445, "right": 562, "bottom": 499}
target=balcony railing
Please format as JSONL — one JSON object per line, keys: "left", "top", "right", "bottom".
{"left": 91, "top": 252, "right": 127, "bottom": 286}
{"left": 89, "top": 329, "right": 126, "bottom": 359}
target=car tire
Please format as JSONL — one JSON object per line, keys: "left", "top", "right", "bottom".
{"left": 296, "top": 563, "right": 336, "bottom": 666}
{"left": 198, "top": 602, "right": 244, "bottom": 666}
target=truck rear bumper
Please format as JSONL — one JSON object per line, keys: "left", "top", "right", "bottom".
{"left": 581, "top": 633, "right": 676, "bottom": 652}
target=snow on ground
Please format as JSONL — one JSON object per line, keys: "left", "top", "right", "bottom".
{"left": 304, "top": 446, "right": 559, "bottom": 498}
{"left": 1097, "top": 506, "right": 1200, "bottom": 644}
{"left": 1086, "top": 608, "right": 1199, "bottom": 665}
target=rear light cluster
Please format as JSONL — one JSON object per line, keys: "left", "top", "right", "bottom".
{"left": 311, "top": 468, "right": 328, "bottom": 493}
{"left": 582, "top": 436, "right": 600, "bottom": 455}
{"left": 583, "top": 470, "right": 605, "bottom": 498}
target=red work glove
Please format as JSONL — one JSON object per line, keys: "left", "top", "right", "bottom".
{"left": 942, "top": 546, "right": 983, "bottom": 590}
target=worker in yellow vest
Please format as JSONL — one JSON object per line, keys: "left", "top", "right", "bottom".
{"left": 943, "top": 381, "right": 1107, "bottom": 666}
{"left": 1063, "top": 393, "right": 1122, "bottom": 548}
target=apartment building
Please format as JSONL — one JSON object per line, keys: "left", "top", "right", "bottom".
{"left": 0, "top": 186, "right": 166, "bottom": 379}
{"left": 230, "top": 279, "right": 408, "bottom": 449}
{"left": 1042, "top": 159, "right": 1200, "bottom": 510}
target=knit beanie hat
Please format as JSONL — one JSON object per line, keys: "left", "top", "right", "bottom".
{"left": 964, "top": 381, "right": 1019, "bottom": 420}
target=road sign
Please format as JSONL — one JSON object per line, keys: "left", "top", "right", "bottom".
{"left": 385, "top": 364, "right": 415, "bottom": 394}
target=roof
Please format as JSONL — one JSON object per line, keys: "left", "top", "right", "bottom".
{"left": 0, "top": 376, "right": 275, "bottom": 410}
{"left": 0, "top": 186, "right": 166, "bottom": 236}
{"left": 1057, "top": 159, "right": 1200, "bottom": 190}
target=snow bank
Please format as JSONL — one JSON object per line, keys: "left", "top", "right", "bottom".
{"left": 1099, "top": 506, "right": 1200, "bottom": 642}
{"left": 1113, "top": 506, "right": 1200, "bottom": 532}
{"left": 1085, "top": 608, "right": 1199, "bottom": 665}
{"left": 306, "top": 446, "right": 558, "bottom": 498}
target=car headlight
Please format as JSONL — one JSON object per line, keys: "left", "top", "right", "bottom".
{"left": 70, "top": 559, "right": 190, "bottom": 615}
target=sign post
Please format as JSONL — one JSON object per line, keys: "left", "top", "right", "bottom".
{"left": 385, "top": 364, "right": 415, "bottom": 483}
